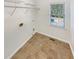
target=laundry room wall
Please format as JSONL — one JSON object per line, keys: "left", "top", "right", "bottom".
{"left": 36, "top": 0, "right": 74, "bottom": 51}
{"left": 70, "top": 0, "right": 74, "bottom": 51}
{"left": 4, "top": 0, "right": 38, "bottom": 58}
{"left": 4, "top": 0, "right": 73, "bottom": 58}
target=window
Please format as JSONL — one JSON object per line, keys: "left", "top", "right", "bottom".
{"left": 50, "top": 4, "right": 65, "bottom": 28}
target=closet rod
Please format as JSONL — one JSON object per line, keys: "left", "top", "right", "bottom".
{"left": 4, "top": 5, "right": 39, "bottom": 10}
{"left": 4, "top": 1, "right": 21, "bottom": 3}
{"left": 5, "top": 1, "right": 36, "bottom": 6}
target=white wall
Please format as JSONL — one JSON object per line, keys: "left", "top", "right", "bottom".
{"left": 4, "top": 0, "right": 38, "bottom": 58}
{"left": 36, "top": 0, "right": 73, "bottom": 50}
{"left": 70, "top": 0, "right": 74, "bottom": 51}
{"left": 5, "top": 0, "right": 74, "bottom": 58}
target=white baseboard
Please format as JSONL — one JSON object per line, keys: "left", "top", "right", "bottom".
{"left": 37, "top": 32, "right": 74, "bottom": 55}
{"left": 8, "top": 32, "right": 73, "bottom": 59}
{"left": 7, "top": 32, "right": 36, "bottom": 59}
